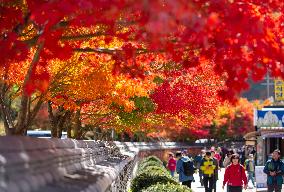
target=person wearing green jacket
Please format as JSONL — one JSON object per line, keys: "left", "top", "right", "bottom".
{"left": 263, "top": 149, "right": 284, "bottom": 192}
{"left": 244, "top": 154, "right": 255, "bottom": 188}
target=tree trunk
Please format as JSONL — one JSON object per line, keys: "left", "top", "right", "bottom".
{"left": 48, "top": 101, "right": 58, "bottom": 137}
{"left": 67, "top": 124, "right": 72, "bottom": 138}
{"left": 74, "top": 108, "right": 82, "bottom": 139}
{"left": 0, "top": 101, "right": 14, "bottom": 135}
{"left": 57, "top": 111, "right": 70, "bottom": 138}
{"left": 14, "top": 43, "right": 44, "bottom": 135}
{"left": 0, "top": 81, "right": 15, "bottom": 135}
{"left": 48, "top": 102, "right": 72, "bottom": 138}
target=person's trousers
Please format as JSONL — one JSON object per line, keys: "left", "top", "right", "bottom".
{"left": 247, "top": 172, "right": 255, "bottom": 186}
{"left": 203, "top": 176, "right": 214, "bottom": 192}
{"left": 212, "top": 178, "right": 217, "bottom": 192}
{"left": 227, "top": 186, "right": 242, "bottom": 192}
{"left": 182, "top": 180, "right": 192, "bottom": 188}
{"left": 199, "top": 169, "right": 203, "bottom": 186}
{"left": 267, "top": 184, "right": 282, "bottom": 192}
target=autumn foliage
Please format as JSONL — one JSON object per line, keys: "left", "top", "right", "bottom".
{"left": 0, "top": 1, "right": 283, "bottom": 139}
{"left": 206, "top": 98, "right": 254, "bottom": 140}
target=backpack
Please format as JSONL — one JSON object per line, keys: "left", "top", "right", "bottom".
{"left": 183, "top": 160, "right": 195, "bottom": 176}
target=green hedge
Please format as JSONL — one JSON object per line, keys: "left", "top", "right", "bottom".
{"left": 141, "top": 183, "right": 193, "bottom": 192}
{"left": 131, "top": 155, "right": 178, "bottom": 192}
{"left": 138, "top": 165, "right": 169, "bottom": 176}
{"left": 137, "top": 160, "right": 165, "bottom": 174}
{"left": 131, "top": 172, "right": 177, "bottom": 192}
{"left": 139, "top": 155, "right": 163, "bottom": 165}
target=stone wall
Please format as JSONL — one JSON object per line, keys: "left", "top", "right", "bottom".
{"left": 0, "top": 136, "right": 137, "bottom": 192}
{"left": 0, "top": 137, "right": 202, "bottom": 192}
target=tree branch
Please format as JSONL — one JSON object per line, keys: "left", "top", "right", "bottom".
{"left": 61, "top": 31, "right": 105, "bottom": 41}
{"left": 15, "top": 43, "right": 44, "bottom": 134}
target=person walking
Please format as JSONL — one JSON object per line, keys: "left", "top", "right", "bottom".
{"left": 222, "top": 153, "right": 248, "bottom": 192}
{"left": 211, "top": 150, "right": 219, "bottom": 192}
{"left": 167, "top": 152, "right": 176, "bottom": 177}
{"left": 176, "top": 151, "right": 195, "bottom": 188}
{"left": 263, "top": 149, "right": 284, "bottom": 192}
{"left": 213, "top": 148, "right": 222, "bottom": 164}
{"left": 194, "top": 151, "right": 204, "bottom": 186}
{"left": 200, "top": 151, "right": 216, "bottom": 192}
{"left": 223, "top": 150, "right": 234, "bottom": 168}
{"left": 244, "top": 154, "right": 255, "bottom": 188}
{"left": 216, "top": 147, "right": 223, "bottom": 162}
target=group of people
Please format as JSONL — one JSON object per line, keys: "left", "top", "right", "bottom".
{"left": 167, "top": 148, "right": 254, "bottom": 192}
{"left": 166, "top": 147, "right": 284, "bottom": 192}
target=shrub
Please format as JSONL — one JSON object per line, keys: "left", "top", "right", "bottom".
{"left": 141, "top": 183, "right": 193, "bottom": 192}
{"left": 138, "top": 160, "right": 165, "bottom": 174}
{"left": 140, "top": 155, "right": 163, "bottom": 165}
{"left": 130, "top": 172, "right": 177, "bottom": 192}
{"left": 138, "top": 165, "right": 168, "bottom": 176}
{"left": 131, "top": 155, "right": 176, "bottom": 192}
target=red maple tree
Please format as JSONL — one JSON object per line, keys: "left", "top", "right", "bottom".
{"left": 1, "top": 1, "right": 283, "bottom": 138}
{"left": 1, "top": 1, "right": 283, "bottom": 99}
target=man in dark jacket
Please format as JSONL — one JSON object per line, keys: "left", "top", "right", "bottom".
{"left": 176, "top": 151, "right": 194, "bottom": 188}
{"left": 263, "top": 149, "right": 284, "bottom": 192}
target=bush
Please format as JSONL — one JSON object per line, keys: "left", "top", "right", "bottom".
{"left": 138, "top": 165, "right": 168, "bottom": 176}
{"left": 138, "top": 160, "right": 165, "bottom": 174}
{"left": 131, "top": 155, "right": 176, "bottom": 192}
{"left": 141, "top": 183, "right": 193, "bottom": 192}
{"left": 140, "top": 155, "right": 163, "bottom": 165}
{"left": 130, "top": 172, "right": 177, "bottom": 192}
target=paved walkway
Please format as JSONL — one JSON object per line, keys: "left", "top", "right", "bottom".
{"left": 190, "top": 168, "right": 256, "bottom": 192}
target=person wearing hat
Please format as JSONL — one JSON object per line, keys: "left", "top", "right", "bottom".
{"left": 244, "top": 154, "right": 255, "bottom": 188}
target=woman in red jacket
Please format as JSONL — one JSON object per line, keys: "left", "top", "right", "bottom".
{"left": 167, "top": 152, "right": 176, "bottom": 177}
{"left": 222, "top": 154, "right": 248, "bottom": 192}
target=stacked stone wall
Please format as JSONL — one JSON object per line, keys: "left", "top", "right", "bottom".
{"left": 0, "top": 137, "right": 202, "bottom": 192}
